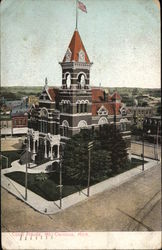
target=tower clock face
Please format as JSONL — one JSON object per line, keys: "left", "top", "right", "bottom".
{"left": 79, "top": 50, "right": 85, "bottom": 62}
{"left": 65, "top": 48, "right": 72, "bottom": 62}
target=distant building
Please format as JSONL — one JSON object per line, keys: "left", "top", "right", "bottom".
{"left": 0, "top": 111, "right": 13, "bottom": 136}
{"left": 128, "top": 106, "right": 154, "bottom": 127}
{"left": 143, "top": 116, "right": 161, "bottom": 143}
{"left": 12, "top": 112, "right": 28, "bottom": 129}
{"left": 0, "top": 110, "right": 28, "bottom": 137}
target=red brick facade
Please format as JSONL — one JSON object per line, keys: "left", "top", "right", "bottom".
{"left": 12, "top": 115, "right": 28, "bottom": 128}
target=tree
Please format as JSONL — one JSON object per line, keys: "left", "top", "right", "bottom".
{"left": 63, "top": 129, "right": 93, "bottom": 184}
{"left": 132, "top": 88, "right": 139, "bottom": 97}
{"left": 63, "top": 125, "right": 128, "bottom": 184}
{"left": 97, "top": 124, "right": 128, "bottom": 173}
{"left": 156, "top": 104, "right": 161, "bottom": 116}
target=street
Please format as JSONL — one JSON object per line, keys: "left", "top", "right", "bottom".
{"left": 1, "top": 164, "right": 161, "bottom": 232}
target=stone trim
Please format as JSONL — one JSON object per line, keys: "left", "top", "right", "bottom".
{"left": 39, "top": 100, "right": 55, "bottom": 104}
{"left": 60, "top": 113, "right": 92, "bottom": 116}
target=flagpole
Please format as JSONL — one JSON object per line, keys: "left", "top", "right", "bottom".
{"left": 76, "top": 0, "right": 78, "bottom": 30}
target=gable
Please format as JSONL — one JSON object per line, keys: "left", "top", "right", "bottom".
{"left": 97, "top": 105, "right": 108, "bottom": 115}
{"left": 39, "top": 86, "right": 52, "bottom": 101}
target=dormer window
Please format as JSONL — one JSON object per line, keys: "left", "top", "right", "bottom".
{"left": 65, "top": 48, "right": 72, "bottom": 62}
{"left": 120, "top": 106, "right": 127, "bottom": 116}
{"left": 97, "top": 105, "right": 108, "bottom": 116}
{"left": 78, "top": 49, "right": 85, "bottom": 62}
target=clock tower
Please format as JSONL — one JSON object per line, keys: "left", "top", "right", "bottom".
{"left": 59, "top": 29, "right": 93, "bottom": 137}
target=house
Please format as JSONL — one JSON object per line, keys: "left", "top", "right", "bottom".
{"left": 128, "top": 106, "right": 154, "bottom": 127}
{"left": 12, "top": 111, "right": 28, "bottom": 135}
{"left": 143, "top": 116, "right": 161, "bottom": 143}
{"left": 0, "top": 110, "right": 13, "bottom": 136}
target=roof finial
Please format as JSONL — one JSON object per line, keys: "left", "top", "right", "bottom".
{"left": 45, "top": 77, "right": 48, "bottom": 86}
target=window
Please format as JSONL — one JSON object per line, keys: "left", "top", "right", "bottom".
{"left": 77, "top": 73, "right": 86, "bottom": 89}
{"left": 62, "top": 120, "right": 69, "bottom": 137}
{"left": 84, "top": 104, "right": 88, "bottom": 112}
{"left": 80, "top": 104, "right": 84, "bottom": 113}
{"left": 120, "top": 123, "right": 124, "bottom": 131}
{"left": 80, "top": 75, "right": 85, "bottom": 88}
{"left": 63, "top": 126, "right": 68, "bottom": 137}
{"left": 66, "top": 74, "right": 71, "bottom": 88}
{"left": 97, "top": 105, "right": 108, "bottom": 116}
{"left": 77, "top": 104, "right": 80, "bottom": 113}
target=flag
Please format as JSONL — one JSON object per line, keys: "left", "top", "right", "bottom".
{"left": 78, "top": 1, "right": 87, "bottom": 13}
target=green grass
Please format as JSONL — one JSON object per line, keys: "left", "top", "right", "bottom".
{"left": 129, "top": 157, "right": 147, "bottom": 168}
{"left": 0, "top": 150, "right": 24, "bottom": 169}
{"left": 4, "top": 157, "right": 147, "bottom": 201}
{"left": 5, "top": 171, "right": 85, "bottom": 201}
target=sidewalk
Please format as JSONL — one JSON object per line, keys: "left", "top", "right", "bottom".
{"left": 1, "top": 156, "right": 160, "bottom": 215}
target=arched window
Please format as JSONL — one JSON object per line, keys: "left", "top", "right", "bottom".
{"left": 120, "top": 118, "right": 128, "bottom": 132}
{"left": 66, "top": 74, "right": 71, "bottom": 89}
{"left": 80, "top": 75, "right": 85, "bottom": 88}
{"left": 98, "top": 117, "right": 108, "bottom": 125}
{"left": 62, "top": 120, "right": 69, "bottom": 137}
{"left": 77, "top": 73, "right": 87, "bottom": 89}
{"left": 80, "top": 103, "right": 84, "bottom": 113}
{"left": 120, "top": 123, "right": 124, "bottom": 131}
{"left": 77, "top": 103, "right": 80, "bottom": 113}
{"left": 61, "top": 100, "right": 71, "bottom": 113}
{"left": 78, "top": 120, "right": 88, "bottom": 128}
{"left": 84, "top": 103, "right": 88, "bottom": 112}
{"left": 40, "top": 108, "right": 48, "bottom": 118}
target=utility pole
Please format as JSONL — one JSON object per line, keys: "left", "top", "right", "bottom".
{"left": 113, "top": 104, "right": 116, "bottom": 135}
{"left": 87, "top": 141, "right": 93, "bottom": 197}
{"left": 142, "top": 125, "right": 144, "bottom": 171}
{"left": 156, "top": 122, "right": 159, "bottom": 161}
{"left": 25, "top": 140, "right": 28, "bottom": 200}
{"left": 59, "top": 156, "right": 63, "bottom": 209}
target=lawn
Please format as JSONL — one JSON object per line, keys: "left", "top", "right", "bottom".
{"left": 5, "top": 157, "right": 147, "bottom": 201}
{"left": 1, "top": 150, "right": 24, "bottom": 169}
{"left": 5, "top": 171, "right": 85, "bottom": 201}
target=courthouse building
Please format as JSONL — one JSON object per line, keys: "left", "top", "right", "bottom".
{"left": 27, "top": 29, "right": 132, "bottom": 164}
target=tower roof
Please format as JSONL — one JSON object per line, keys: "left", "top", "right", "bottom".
{"left": 63, "top": 30, "right": 90, "bottom": 63}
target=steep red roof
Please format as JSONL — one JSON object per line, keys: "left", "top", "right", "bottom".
{"left": 92, "top": 102, "right": 122, "bottom": 116}
{"left": 63, "top": 30, "right": 90, "bottom": 63}
{"left": 92, "top": 88, "right": 105, "bottom": 102}
{"left": 111, "top": 92, "right": 122, "bottom": 100}
{"left": 47, "top": 88, "right": 56, "bottom": 101}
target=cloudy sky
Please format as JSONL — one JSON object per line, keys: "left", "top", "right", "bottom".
{"left": 1, "top": 0, "right": 160, "bottom": 88}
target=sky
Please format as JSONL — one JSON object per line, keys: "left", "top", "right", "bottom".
{"left": 1, "top": 0, "right": 160, "bottom": 88}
